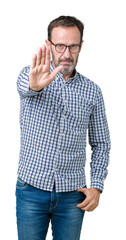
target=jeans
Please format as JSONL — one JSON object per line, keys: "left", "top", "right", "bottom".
{"left": 16, "top": 177, "right": 86, "bottom": 240}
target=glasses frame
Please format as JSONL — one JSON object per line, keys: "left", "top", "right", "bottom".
{"left": 50, "top": 40, "right": 81, "bottom": 53}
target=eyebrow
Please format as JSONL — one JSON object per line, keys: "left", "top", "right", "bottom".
{"left": 55, "top": 42, "right": 80, "bottom": 46}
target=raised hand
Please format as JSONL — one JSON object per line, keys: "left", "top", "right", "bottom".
{"left": 29, "top": 44, "right": 63, "bottom": 91}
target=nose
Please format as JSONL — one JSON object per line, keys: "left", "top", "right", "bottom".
{"left": 63, "top": 46, "right": 71, "bottom": 58}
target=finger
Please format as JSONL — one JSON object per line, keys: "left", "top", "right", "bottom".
{"left": 77, "top": 187, "right": 87, "bottom": 194}
{"left": 43, "top": 65, "right": 63, "bottom": 86}
{"left": 31, "top": 54, "right": 37, "bottom": 69}
{"left": 45, "top": 45, "right": 50, "bottom": 68}
{"left": 84, "top": 200, "right": 98, "bottom": 212}
{"left": 41, "top": 45, "right": 46, "bottom": 65}
{"left": 76, "top": 197, "right": 89, "bottom": 208}
{"left": 81, "top": 202, "right": 95, "bottom": 212}
{"left": 36, "top": 47, "right": 42, "bottom": 66}
{"left": 49, "top": 65, "right": 63, "bottom": 80}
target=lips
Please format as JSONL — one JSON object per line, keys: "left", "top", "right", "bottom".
{"left": 61, "top": 61, "right": 71, "bottom": 64}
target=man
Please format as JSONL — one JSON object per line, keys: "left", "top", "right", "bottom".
{"left": 16, "top": 16, "right": 111, "bottom": 240}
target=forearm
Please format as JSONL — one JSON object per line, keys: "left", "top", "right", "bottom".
{"left": 90, "top": 142, "right": 110, "bottom": 192}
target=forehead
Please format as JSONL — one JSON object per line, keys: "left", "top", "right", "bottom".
{"left": 51, "top": 26, "right": 81, "bottom": 44}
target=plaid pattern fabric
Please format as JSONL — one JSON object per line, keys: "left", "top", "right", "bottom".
{"left": 16, "top": 62, "right": 111, "bottom": 192}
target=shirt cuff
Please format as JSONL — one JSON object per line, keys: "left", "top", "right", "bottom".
{"left": 29, "top": 87, "right": 43, "bottom": 92}
{"left": 90, "top": 179, "right": 104, "bottom": 193}
{"left": 28, "top": 83, "right": 44, "bottom": 95}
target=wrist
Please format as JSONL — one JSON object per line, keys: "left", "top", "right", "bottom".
{"left": 91, "top": 188, "right": 102, "bottom": 194}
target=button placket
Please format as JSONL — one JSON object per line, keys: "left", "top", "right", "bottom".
{"left": 55, "top": 81, "right": 68, "bottom": 172}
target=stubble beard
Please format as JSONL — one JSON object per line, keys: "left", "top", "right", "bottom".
{"left": 51, "top": 52, "right": 78, "bottom": 76}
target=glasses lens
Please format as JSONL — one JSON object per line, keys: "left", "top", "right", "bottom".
{"left": 56, "top": 44, "right": 66, "bottom": 53}
{"left": 70, "top": 45, "right": 80, "bottom": 53}
{"left": 55, "top": 43, "right": 80, "bottom": 53}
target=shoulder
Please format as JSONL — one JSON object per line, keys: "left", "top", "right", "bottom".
{"left": 17, "top": 65, "right": 31, "bottom": 88}
{"left": 77, "top": 72, "right": 100, "bottom": 91}
{"left": 17, "top": 66, "right": 31, "bottom": 84}
{"left": 19, "top": 65, "right": 31, "bottom": 75}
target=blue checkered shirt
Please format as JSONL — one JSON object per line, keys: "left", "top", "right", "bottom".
{"left": 17, "top": 62, "right": 111, "bottom": 192}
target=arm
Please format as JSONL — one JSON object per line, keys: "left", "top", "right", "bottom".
{"left": 76, "top": 87, "right": 111, "bottom": 212}
{"left": 88, "top": 87, "right": 111, "bottom": 192}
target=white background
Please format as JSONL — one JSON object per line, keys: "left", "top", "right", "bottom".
{"left": 0, "top": 0, "right": 126, "bottom": 239}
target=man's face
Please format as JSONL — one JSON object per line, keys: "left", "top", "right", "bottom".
{"left": 49, "top": 26, "right": 83, "bottom": 76}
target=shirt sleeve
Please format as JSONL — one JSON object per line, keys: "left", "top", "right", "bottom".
{"left": 88, "top": 87, "right": 111, "bottom": 192}
{"left": 17, "top": 66, "right": 43, "bottom": 97}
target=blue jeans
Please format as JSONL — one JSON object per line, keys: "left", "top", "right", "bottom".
{"left": 16, "top": 177, "right": 86, "bottom": 240}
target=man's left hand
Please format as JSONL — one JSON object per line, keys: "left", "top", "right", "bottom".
{"left": 76, "top": 187, "right": 101, "bottom": 212}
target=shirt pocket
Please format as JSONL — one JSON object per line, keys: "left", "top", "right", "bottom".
{"left": 66, "top": 94, "right": 94, "bottom": 132}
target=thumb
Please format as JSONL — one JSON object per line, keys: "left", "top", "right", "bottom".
{"left": 77, "top": 187, "right": 87, "bottom": 194}
{"left": 41, "top": 65, "right": 63, "bottom": 88}
{"left": 49, "top": 65, "right": 63, "bottom": 80}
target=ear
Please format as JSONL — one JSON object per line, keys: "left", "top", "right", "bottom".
{"left": 45, "top": 39, "right": 52, "bottom": 60}
{"left": 45, "top": 39, "right": 50, "bottom": 47}
{"left": 80, "top": 40, "right": 84, "bottom": 51}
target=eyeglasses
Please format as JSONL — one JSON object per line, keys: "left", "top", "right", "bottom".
{"left": 50, "top": 40, "right": 81, "bottom": 53}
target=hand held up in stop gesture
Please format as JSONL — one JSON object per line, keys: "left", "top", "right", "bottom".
{"left": 29, "top": 44, "right": 63, "bottom": 91}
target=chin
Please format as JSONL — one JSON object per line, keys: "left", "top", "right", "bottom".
{"left": 60, "top": 66, "right": 75, "bottom": 75}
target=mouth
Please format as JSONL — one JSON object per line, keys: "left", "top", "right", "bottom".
{"left": 59, "top": 58, "right": 73, "bottom": 64}
{"left": 60, "top": 60, "right": 74, "bottom": 68}
{"left": 61, "top": 61, "right": 71, "bottom": 65}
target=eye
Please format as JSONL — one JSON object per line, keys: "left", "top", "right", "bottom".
{"left": 57, "top": 44, "right": 65, "bottom": 49}
{"left": 69, "top": 44, "right": 80, "bottom": 53}
{"left": 71, "top": 44, "right": 77, "bottom": 49}
{"left": 56, "top": 44, "right": 66, "bottom": 53}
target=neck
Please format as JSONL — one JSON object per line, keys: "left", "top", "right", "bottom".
{"left": 63, "top": 70, "right": 75, "bottom": 81}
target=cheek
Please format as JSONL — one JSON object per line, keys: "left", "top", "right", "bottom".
{"left": 69, "top": 53, "right": 78, "bottom": 64}
{"left": 53, "top": 52, "right": 63, "bottom": 64}
{"left": 74, "top": 54, "right": 79, "bottom": 63}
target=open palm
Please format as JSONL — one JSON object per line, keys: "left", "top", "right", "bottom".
{"left": 29, "top": 44, "right": 63, "bottom": 91}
